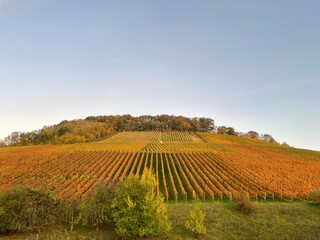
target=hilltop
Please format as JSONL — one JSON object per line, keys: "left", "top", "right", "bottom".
{"left": 1, "top": 115, "right": 214, "bottom": 146}
{"left": 1, "top": 114, "right": 280, "bottom": 148}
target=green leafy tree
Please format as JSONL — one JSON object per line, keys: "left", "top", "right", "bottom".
{"left": 185, "top": 198, "right": 206, "bottom": 237}
{"left": 59, "top": 197, "right": 81, "bottom": 231}
{"left": 0, "top": 186, "right": 57, "bottom": 234}
{"left": 23, "top": 187, "right": 57, "bottom": 234}
{"left": 226, "top": 127, "right": 237, "bottom": 136}
{"left": 261, "top": 134, "right": 277, "bottom": 143}
{"left": 77, "top": 185, "right": 114, "bottom": 231}
{"left": 112, "top": 170, "right": 171, "bottom": 238}
{"left": 199, "top": 117, "right": 215, "bottom": 132}
{"left": 0, "top": 186, "right": 28, "bottom": 232}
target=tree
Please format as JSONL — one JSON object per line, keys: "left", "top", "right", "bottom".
{"left": 59, "top": 197, "right": 81, "bottom": 231}
{"left": 226, "top": 127, "right": 237, "bottom": 136}
{"left": 57, "top": 126, "right": 71, "bottom": 137}
{"left": 260, "top": 134, "right": 277, "bottom": 143}
{"left": 0, "top": 186, "right": 28, "bottom": 233}
{"left": 18, "top": 132, "right": 32, "bottom": 145}
{"left": 32, "top": 129, "right": 50, "bottom": 145}
{"left": 4, "top": 131, "right": 20, "bottom": 145}
{"left": 0, "top": 186, "right": 57, "bottom": 234}
{"left": 217, "top": 126, "right": 227, "bottom": 134}
{"left": 77, "top": 185, "right": 114, "bottom": 231}
{"left": 185, "top": 198, "right": 206, "bottom": 237}
{"left": 216, "top": 126, "right": 237, "bottom": 135}
{"left": 247, "top": 131, "right": 259, "bottom": 139}
{"left": 199, "top": 117, "right": 215, "bottom": 132}
{"left": 10, "top": 115, "right": 217, "bottom": 146}
{"left": 112, "top": 170, "right": 171, "bottom": 237}
{"left": 23, "top": 187, "right": 57, "bottom": 234}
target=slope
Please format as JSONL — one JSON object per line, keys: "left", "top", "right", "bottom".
{"left": 0, "top": 132, "right": 319, "bottom": 201}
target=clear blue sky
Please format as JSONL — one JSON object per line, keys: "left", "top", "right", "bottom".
{"left": 0, "top": 0, "right": 319, "bottom": 151}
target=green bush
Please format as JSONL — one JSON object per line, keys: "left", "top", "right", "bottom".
{"left": 234, "top": 192, "right": 256, "bottom": 215}
{"left": 309, "top": 189, "right": 320, "bottom": 205}
{"left": 0, "top": 186, "right": 57, "bottom": 233}
{"left": 112, "top": 170, "right": 171, "bottom": 237}
{"left": 77, "top": 185, "right": 115, "bottom": 231}
{"left": 185, "top": 198, "right": 206, "bottom": 237}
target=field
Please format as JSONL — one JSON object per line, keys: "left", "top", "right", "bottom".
{"left": 0, "top": 202, "right": 319, "bottom": 240}
{"left": 0, "top": 131, "right": 320, "bottom": 201}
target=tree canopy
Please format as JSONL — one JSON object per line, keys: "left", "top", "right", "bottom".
{"left": 0, "top": 186, "right": 57, "bottom": 233}
{"left": 112, "top": 170, "right": 171, "bottom": 237}
{"left": 3, "top": 114, "right": 279, "bottom": 146}
{"left": 4, "top": 115, "right": 215, "bottom": 146}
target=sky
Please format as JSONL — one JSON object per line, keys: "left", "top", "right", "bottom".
{"left": 0, "top": 0, "right": 319, "bottom": 151}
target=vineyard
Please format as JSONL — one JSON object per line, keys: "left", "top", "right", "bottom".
{"left": 0, "top": 132, "right": 319, "bottom": 201}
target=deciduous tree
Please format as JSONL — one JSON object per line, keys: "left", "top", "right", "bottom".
{"left": 112, "top": 170, "right": 171, "bottom": 237}
{"left": 77, "top": 185, "right": 114, "bottom": 231}
{"left": 0, "top": 186, "right": 57, "bottom": 234}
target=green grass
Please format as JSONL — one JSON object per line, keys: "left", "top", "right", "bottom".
{"left": 165, "top": 201, "right": 320, "bottom": 240}
{"left": 1, "top": 202, "right": 319, "bottom": 240}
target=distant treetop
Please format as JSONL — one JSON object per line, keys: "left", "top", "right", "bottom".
{"left": 3, "top": 114, "right": 279, "bottom": 146}
{"left": 4, "top": 115, "right": 215, "bottom": 146}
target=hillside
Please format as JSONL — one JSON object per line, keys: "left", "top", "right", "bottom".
{"left": 0, "top": 131, "right": 319, "bottom": 201}
{"left": 1, "top": 115, "right": 214, "bottom": 146}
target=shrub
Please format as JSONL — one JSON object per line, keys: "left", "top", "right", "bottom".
{"left": 309, "top": 189, "right": 320, "bottom": 205}
{"left": 234, "top": 192, "right": 256, "bottom": 215}
{"left": 77, "top": 185, "right": 115, "bottom": 231}
{"left": 112, "top": 170, "right": 171, "bottom": 237}
{"left": 185, "top": 198, "right": 206, "bottom": 237}
{"left": 0, "top": 186, "right": 57, "bottom": 233}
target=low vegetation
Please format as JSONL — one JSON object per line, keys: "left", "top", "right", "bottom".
{"left": 0, "top": 171, "right": 172, "bottom": 239}
{"left": 1, "top": 198, "right": 319, "bottom": 239}
{"left": 309, "top": 189, "right": 320, "bottom": 205}
{"left": 234, "top": 192, "right": 257, "bottom": 215}
{"left": 185, "top": 198, "right": 206, "bottom": 237}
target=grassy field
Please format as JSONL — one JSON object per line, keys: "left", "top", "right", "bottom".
{"left": 0, "top": 201, "right": 319, "bottom": 240}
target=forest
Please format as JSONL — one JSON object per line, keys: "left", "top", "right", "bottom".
{"left": 2, "top": 115, "right": 214, "bottom": 146}
{"left": 1, "top": 114, "right": 278, "bottom": 146}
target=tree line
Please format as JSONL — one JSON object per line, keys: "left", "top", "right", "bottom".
{"left": 0, "top": 170, "right": 205, "bottom": 238}
{"left": 0, "top": 114, "right": 282, "bottom": 146}
{"left": 215, "top": 126, "right": 282, "bottom": 144}
{"left": 1, "top": 115, "right": 215, "bottom": 146}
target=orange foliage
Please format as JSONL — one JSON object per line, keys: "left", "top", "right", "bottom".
{"left": 0, "top": 132, "right": 319, "bottom": 201}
